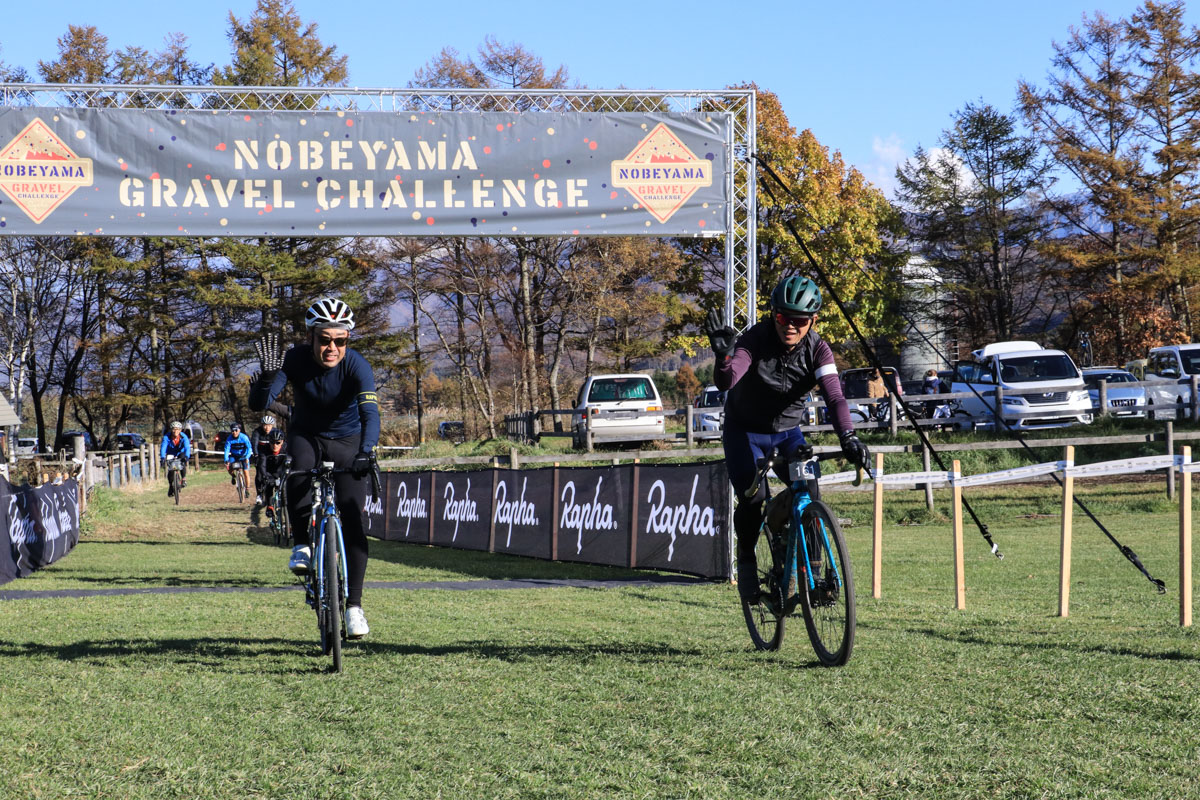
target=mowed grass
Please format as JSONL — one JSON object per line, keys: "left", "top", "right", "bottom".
{"left": 1, "top": 468, "right": 1198, "bottom": 799}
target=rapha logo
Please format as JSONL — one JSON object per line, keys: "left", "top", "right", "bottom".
{"left": 560, "top": 476, "right": 617, "bottom": 554}
{"left": 393, "top": 478, "right": 427, "bottom": 538}
{"left": 362, "top": 494, "right": 384, "bottom": 531}
{"left": 645, "top": 475, "right": 718, "bottom": 561}
{"left": 442, "top": 479, "right": 479, "bottom": 541}
{"left": 493, "top": 477, "right": 540, "bottom": 548}
{"left": 610, "top": 122, "right": 712, "bottom": 224}
{"left": 0, "top": 118, "right": 94, "bottom": 223}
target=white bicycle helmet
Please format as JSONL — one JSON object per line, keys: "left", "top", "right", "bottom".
{"left": 261, "top": 414, "right": 276, "bottom": 425}
{"left": 305, "top": 297, "right": 356, "bottom": 331}
{"left": 170, "top": 420, "right": 183, "bottom": 431}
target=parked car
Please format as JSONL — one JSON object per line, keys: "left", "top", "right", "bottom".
{"left": 691, "top": 385, "right": 726, "bottom": 434}
{"left": 1143, "top": 344, "right": 1200, "bottom": 419}
{"left": 951, "top": 341, "right": 1092, "bottom": 430}
{"left": 1124, "top": 358, "right": 1148, "bottom": 381}
{"left": 572, "top": 373, "right": 665, "bottom": 448}
{"left": 1082, "top": 368, "right": 1147, "bottom": 419}
{"left": 212, "top": 431, "right": 234, "bottom": 452}
{"left": 437, "top": 421, "right": 466, "bottom": 443}
{"left": 116, "top": 432, "right": 147, "bottom": 450}
{"left": 15, "top": 437, "right": 40, "bottom": 455}
{"left": 55, "top": 429, "right": 95, "bottom": 451}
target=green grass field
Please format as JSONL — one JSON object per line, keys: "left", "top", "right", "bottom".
{"left": 2, "top": 467, "right": 1198, "bottom": 799}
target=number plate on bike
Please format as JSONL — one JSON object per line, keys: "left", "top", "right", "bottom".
{"left": 788, "top": 459, "right": 818, "bottom": 482}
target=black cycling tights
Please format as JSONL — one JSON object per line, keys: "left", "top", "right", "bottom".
{"left": 286, "top": 433, "right": 369, "bottom": 608}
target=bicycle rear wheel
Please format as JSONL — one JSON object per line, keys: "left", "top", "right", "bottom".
{"left": 323, "top": 515, "right": 344, "bottom": 673}
{"left": 797, "top": 500, "right": 855, "bottom": 666}
{"left": 741, "top": 516, "right": 788, "bottom": 651}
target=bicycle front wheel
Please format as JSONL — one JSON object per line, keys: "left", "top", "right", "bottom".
{"left": 323, "top": 515, "right": 344, "bottom": 673}
{"left": 236, "top": 470, "right": 246, "bottom": 504}
{"left": 798, "top": 500, "right": 855, "bottom": 666}
{"left": 741, "top": 517, "right": 787, "bottom": 651}
{"left": 170, "top": 470, "right": 180, "bottom": 506}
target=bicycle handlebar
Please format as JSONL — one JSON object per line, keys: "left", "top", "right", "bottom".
{"left": 744, "top": 447, "right": 869, "bottom": 499}
{"left": 285, "top": 454, "right": 382, "bottom": 498}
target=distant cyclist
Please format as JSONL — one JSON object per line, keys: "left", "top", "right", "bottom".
{"left": 249, "top": 297, "right": 380, "bottom": 640}
{"left": 223, "top": 422, "right": 253, "bottom": 485}
{"left": 159, "top": 421, "right": 192, "bottom": 497}
{"left": 704, "top": 276, "right": 871, "bottom": 601}
{"left": 251, "top": 414, "right": 279, "bottom": 505}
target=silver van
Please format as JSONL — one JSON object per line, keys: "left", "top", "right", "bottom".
{"left": 1143, "top": 344, "right": 1200, "bottom": 419}
{"left": 951, "top": 341, "right": 1092, "bottom": 430}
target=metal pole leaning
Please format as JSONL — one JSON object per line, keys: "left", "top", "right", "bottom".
{"left": 951, "top": 460, "right": 965, "bottom": 610}
{"left": 872, "top": 451, "right": 884, "bottom": 599}
{"left": 1181, "top": 447, "right": 1194, "bottom": 628}
{"left": 1059, "top": 445, "right": 1076, "bottom": 618}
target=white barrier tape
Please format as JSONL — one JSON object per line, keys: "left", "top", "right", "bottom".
{"left": 951, "top": 461, "right": 1066, "bottom": 488}
{"left": 817, "top": 469, "right": 862, "bottom": 486}
{"left": 1064, "top": 454, "right": 1183, "bottom": 478}
{"left": 1180, "top": 461, "right": 1200, "bottom": 474}
{"left": 876, "top": 470, "right": 953, "bottom": 486}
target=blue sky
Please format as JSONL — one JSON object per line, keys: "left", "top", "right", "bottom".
{"left": 5, "top": 1, "right": 1196, "bottom": 197}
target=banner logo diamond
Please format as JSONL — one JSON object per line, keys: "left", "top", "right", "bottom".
{"left": 0, "top": 118, "right": 94, "bottom": 224}
{"left": 611, "top": 123, "right": 713, "bottom": 224}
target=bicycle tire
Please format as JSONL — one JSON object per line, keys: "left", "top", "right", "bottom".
{"left": 324, "top": 515, "right": 343, "bottom": 673}
{"left": 170, "top": 470, "right": 180, "bottom": 506}
{"left": 741, "top": 509, "right": 788, "bottom": 651}
{"left": 236, "top": 469, "right": 246, "bottom": 504}
{"left": 278, "top": 482, "right": 291, "bottom": 547}
{"left": 797, "top": 500, "right": 856, "bottom": 666}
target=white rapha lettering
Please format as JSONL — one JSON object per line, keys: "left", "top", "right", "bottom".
{"left": 560, "top": 476, "right": 616, "bottom": 554}
{"left": 362, "top": 494, "right": 384, "bottom": 532}
{"left": 442, "top": 479, "right": 479, "bottom": 541}
{"left": 493, "top": 477, "right": 540, "bottom": 547}
{"left": 393, "top": 478, "right": 427, "bottom": 538}
{"left": 644, "top": 475, "right": 717, "bottom": 561}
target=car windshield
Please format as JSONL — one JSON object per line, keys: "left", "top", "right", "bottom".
{"left": 1180, "top": 348, "right": 1200, "bottom": 374}
{"left": 1084, "top": 372, "right": 1135, "bottom": 388}
{"left": 588, "top": 377, "right": 655, "bottom": 402}
{"left": 697, "top": 389, "right": 725, "bottom": 408}
{"left": 997, "top": 354, "right": 1078, "bottom": 382}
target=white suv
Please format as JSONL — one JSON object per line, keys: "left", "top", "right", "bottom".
{"left": 1143, "top": 344, "right": 1200, "bottom": 419}
{"left": 691, "top": 385, "right": 725, "bottom": 434}
{"left": 951, "top": 341, "right": 1093, "bottom": 430}
{"left": 572, "top": 374, "right": 665, "bottom": 448}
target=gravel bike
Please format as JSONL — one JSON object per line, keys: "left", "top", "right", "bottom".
{"left": 262, "top": 463, "right": 291, "bottom": 546}
{"left": 164, "top": 456, "right": 185, "bottom": 505}
{"left": 741, "top": 445, "right": 862, "bottom": 666}
{"left": 229, "top": 461, "right": 249, "bottom": 504}
{"left": 290, "top": 456, "right": 379, "bottom": 673}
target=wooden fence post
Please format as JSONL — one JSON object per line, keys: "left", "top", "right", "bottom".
{"left": 921, "top": 445, "right": 934, "bottom": 511}
{"left": 951, "top": 459, "right": 965, "bottom": 610}
{"left": 686, "top": 406, "right": 694, "bottom": 450}
{"left": 872, "top": 451, "right": 884, "bottom": 600}
{"left": 1098, "top": 380, "right": 1108, "bottom": 418}
{"left": 1167, "top": 421, "right": 1176, "bottom": 500}
{"left": 1182, "top": 446, "right": 1193, "bottom": 628}
{"left": 1059, "top": 445, "right": 1075, "bottom": 618}
{"left": 888, "top": 394, "right": 898, "bottom": 437}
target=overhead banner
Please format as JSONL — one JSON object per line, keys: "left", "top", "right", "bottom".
{"left": 379, "top": 461, "right": 730, "bottom": 580}
{"left": 0, "top": 107, "right": 730, "bottom": 237}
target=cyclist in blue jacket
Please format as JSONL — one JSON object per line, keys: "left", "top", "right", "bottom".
{"left": 249, "top": 297, "right": 380, "bottom": 639}
{"left": 223, "top": 422, "right": 253, "bottom": 484}
{"left": 159, "top": 421, "right": 192, "bottom": 496}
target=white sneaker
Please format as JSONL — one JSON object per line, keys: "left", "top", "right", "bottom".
{"left": 345, "top": 605, "right": 369, "bottom": 639}
{"left": 288, "top": 544, "right": 312, "bottom": 574}
{"left": 255, "top": 494, "right": 263, "bottom": 506}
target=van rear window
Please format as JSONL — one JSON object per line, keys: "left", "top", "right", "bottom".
{"left": 588, "top": 377, "right": 655, "bottom": 402}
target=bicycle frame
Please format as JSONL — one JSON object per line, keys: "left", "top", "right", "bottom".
{"left": 304, "top": 463, "right": 349, "bottom": 619}
{"left": 780, "top": 457, "right": 845, "bottom": 608}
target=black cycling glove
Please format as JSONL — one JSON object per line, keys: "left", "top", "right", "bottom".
{"left": 351, "top": 451, "right": 374, "bottom": 478}
{"left": 838, "top": 431, "right": 871, "bottom": 470}
{"left": 703, "top": 308, "right": 737, "bottom": 360}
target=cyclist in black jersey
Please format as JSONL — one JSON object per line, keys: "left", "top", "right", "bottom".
{"left": 250, "top": 297, "right": 380, "bottom": 640}
{"left": 705, "top": 276, "right": 871, "bottom": 601}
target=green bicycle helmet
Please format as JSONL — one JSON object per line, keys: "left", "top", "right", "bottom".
{"left": 770, "top": 276, "right": 822, "bottom": 315}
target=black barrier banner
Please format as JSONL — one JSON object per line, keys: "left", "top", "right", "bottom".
{"left": 635, "top": 462, "right": 730, "bottom": 578}
{"left": 384, "top": 471, "right": 433, "bottom": 542}
{"left": 556, "top": 465, "right": 631, "bottom": 568}
{"left": 0, "top": 108, "right": 730, "bottom": 237}
{"left": 492, "top": 469, "right": 552, "bottom": 560}
{"left": 1, "top": 478, "right": 81, "bottom": 581}
{"left": 433, "top": 472, "right": 492, "bottom": 551}
{"left": 362, "top": 480, "right": 388, "bottom": 539}
{"left": 0, "top": 477, "right": 16, "bottom": 586}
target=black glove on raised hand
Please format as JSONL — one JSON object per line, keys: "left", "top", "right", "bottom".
{"left": 839, "top": 431, "right": 871, "bottom": 470}
{"left": 703, "top": 308, "right": 737, "bottom": 360}
{"left": 351, "top": 451, "right": 374, "bottom": 478}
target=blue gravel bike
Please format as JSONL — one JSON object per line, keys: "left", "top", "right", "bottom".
{"left": 741, "top": 445, "right": 859, "bottom": 666}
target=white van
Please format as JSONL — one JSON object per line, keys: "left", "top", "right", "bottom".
{"left": 951, "top": 341, "right": 1093, "bottom": 430}
{"left": 572, "top": 374, "right": 665, "bottom": 448}
{"left": 1143, "top": 344, "right": 1200, "bottom": 419}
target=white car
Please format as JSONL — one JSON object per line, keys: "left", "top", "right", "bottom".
{"left": 1082, "top": 368, "right": 1147, "bottom": 419}
{"left": 1143, "top": 344, "right": 1200, "bottom": 419}
{"left": 15, "top": 437, "right": 40, "bottom": 455}
{"left": 572, "top": 374, "right": 666, "bottom": 448}
{"left": 952, "top": 341, "right": 1093, "bottom": 430}
{"left": 691, "top": 385, "right": 725, "bottom": 434}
